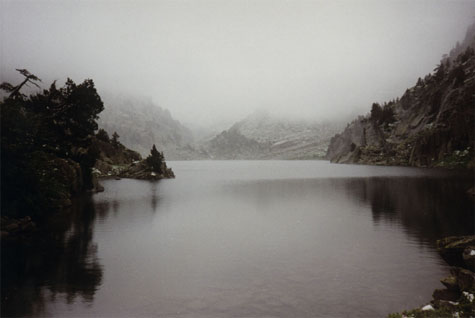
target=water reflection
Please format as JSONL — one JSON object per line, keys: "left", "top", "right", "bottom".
{"left": 2, "top": 162, "right": 474, "bottom": 318}
{"left": 150, "top": 181, "right": 159, "bottom": 212}
{"left": 222, "top": 175, "right": 474, "bottom": 246}
{"left": 345, "top": 177, "right": 474, "bottom": 243}
{"left": 1, "top": 196, "right": 104, "bottom": 317}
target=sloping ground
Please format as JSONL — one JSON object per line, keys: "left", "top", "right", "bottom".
{"left": 327, "top": 25, "right": 475, "bottom": 169}
{"left": 98, "top": 95, "right": 206, "bottom": 160}
{"left": 206, "top": 112, "right": 342, "bottom": 159}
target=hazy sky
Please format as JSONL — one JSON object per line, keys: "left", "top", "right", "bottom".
{"left": 2, "top": 0, "right": 475, "bottom": 126}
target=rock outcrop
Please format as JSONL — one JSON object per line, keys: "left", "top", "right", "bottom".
{"left": 92, "top": 135, "right": 175, "bottom": 181}
{"left": 390, "top": 235, "right": 475, "bottom": 317}
{"left": 119, "top": 160, "right": 175, "bottom": 180}
{"left": 92, "top": 136, "right": 142, "bottom": 177}
{"left": 328, "top": 23, "right": 475, "bottom": 169}
{"left": 438, "top": 236, "right": 475, "bottom": 270}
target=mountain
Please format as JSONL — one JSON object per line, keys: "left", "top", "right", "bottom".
{"left": 326, "top": 22, "right": 475, "bottom": 169}
{"left": 97, "top": 95, "right": 207, "bottom": 160}
{"left": 205, "top": 111, "right": 343, "bottom": 159}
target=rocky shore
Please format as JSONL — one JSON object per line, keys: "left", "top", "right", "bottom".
{"left": 92, "top": 135, "right": 175, "bottom": 183}
{"left": 93, "top": 159, "right": 175, "bottom": 182}
{"left": 389, "top": 235, "right": 475, "bottom": 317}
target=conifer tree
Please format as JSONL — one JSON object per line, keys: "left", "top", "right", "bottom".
{"left": 146, "top": 144, "right": 164, "bottom": 173}
{"left": 111, "top": 132, "right": 120, "bottom": 148}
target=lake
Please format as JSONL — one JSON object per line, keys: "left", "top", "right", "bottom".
{"left": 2, "top": 161, "right": 474, "bottom": 317}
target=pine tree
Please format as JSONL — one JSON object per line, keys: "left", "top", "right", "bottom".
{"left": 96, "top": 129, "right": 110, "bottom": 142}
{"left": 146, "top": 144, "right": 164, "bottom": 173}
{"left": 111, "top": 132, "right": 120, "bottom": 148}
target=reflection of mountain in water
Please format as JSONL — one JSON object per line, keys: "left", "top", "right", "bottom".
{"left": 347, "top": 177, "right": 474, "bottom": 244}
{"left": 1, "top": 196, "right": 104, "bottom": 317}
{"left": 222, "top": 175, "right": 473, "bottom": 246}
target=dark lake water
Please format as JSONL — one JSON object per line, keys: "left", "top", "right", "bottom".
{"left": 2, "top": 161, "right": 474, "bottom": 317}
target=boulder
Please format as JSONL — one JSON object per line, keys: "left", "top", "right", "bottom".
{"left": 441, "top": 276, "right": 459, "bottom": 290}
{"left": 437, "top": 236, "right": 475, "bottom": 268}
{"left": 462, "top": 246, "right": 475, "bottom": 271}
{"left": 450, "top": 267, "right": 475, "bottom": 292}
{"left": 432, "top": 288, "right": 460, "bottom": 302}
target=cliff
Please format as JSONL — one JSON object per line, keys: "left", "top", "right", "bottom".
{"left": 327, "top": 24, "right": 475, "bottom": 169}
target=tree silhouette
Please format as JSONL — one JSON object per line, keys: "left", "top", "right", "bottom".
{"left": 146, "top": 144, "right": 164, "bottom": 173}
{"left": 96, "top": 129, "right": 110, "bottom": 142}
{"left": 1, "top": 71, "right": 105, "bottom": 216}
{"left": 370, "top": 103, "right": 382, "bottom": 123}
{"left": 0, "top": 69, "right": 41, "bottom": 99}
{"left": 111, "top": 132, "right": 120, "bottom": 148}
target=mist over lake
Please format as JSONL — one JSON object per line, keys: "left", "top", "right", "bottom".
{"left": 2, "top": 1, "right": 475, "bottom": 317}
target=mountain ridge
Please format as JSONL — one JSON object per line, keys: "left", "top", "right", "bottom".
{"left": 206, "top": 111, "right": 344, "bottom": 159}
{"left": 326, "top": 22, "right": 475, "bottom": 169}
{"left": 97, "top": 94, "right": 207, "bottom": 160}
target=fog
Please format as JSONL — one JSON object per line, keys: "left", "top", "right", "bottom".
{"left": 2, "top": 0, "right": 475, "bottom": 126}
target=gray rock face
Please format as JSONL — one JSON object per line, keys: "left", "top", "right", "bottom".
{"left": 326, "top": 27, "right": 475, "bottom": 168}
{"left": 326, "top": 117, "right": 384, "bottom": 163}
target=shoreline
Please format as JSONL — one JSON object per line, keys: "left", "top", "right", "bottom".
{"left": 389, "top": 236, "right": 475, "bottom": 317}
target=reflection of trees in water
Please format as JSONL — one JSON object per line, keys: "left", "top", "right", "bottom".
{"left": 345, "top": 177, "right": 474, "bottom": 244}
{"left": 150, "top": 181, "right": 160, "bottom": 212}
{"left": 224, "top": 176, "right": 474, "bottom": 246}
{"left": 1, "top": 195, "right": 104, "bottom": 317}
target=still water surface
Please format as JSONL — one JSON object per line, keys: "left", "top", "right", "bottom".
{"left": 2, "top": 161, "right": 474, "bottom": 317}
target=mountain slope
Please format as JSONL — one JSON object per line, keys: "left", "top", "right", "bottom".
{"left": 98, "top": 95, "right": 206, "bottom": 160}
{"left": 206, "top": 112, "right": 343, "bottom": 159}
{"left": 327, "top": 23, "right": 475, "bottom": 168}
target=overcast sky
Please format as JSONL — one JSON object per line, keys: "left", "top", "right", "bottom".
{"left": 2, "top": 0, "right": 475, "bottom": 126}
